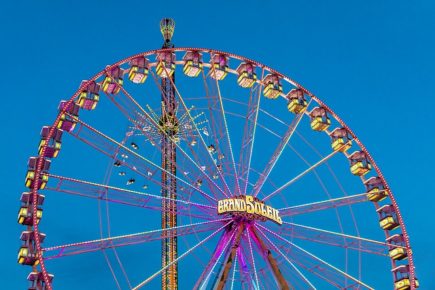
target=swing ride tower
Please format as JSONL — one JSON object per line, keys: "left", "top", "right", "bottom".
{"left": 159, "top": 18, "right": 178, "bottom": 290}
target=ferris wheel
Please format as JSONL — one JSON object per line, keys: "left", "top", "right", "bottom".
{"left": 18, "top": 19, "right": 418, "bottom": 290}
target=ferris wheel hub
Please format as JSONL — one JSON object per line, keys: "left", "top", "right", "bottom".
{"left": 217, "top": 195, "right": 283, "bottom": 225}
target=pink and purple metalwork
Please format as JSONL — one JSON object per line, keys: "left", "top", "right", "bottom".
{"left": 19, "top": 21, "right": 417, "bottom": 290}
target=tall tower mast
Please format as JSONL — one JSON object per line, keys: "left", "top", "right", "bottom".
{"left": 159, "top": 18, "right": 178, "bottom": 290}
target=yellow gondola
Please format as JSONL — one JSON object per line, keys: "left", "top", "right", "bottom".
{"left": 236, "top": 63, "right": 257, "bottom": 88}
{"left": 102, "top": 76, "right": 123, "bottom": 94}
{"left": 156, "top": 51, "right": 175, "bottom": 78}
{"left": 310, "top": 107, "right": 331, "bottom": 131}
{"left": 393, "top": 265, "right": 419, "bottom": 290}
{"left": 349, "top": 151, "right": 372, "bottom": 176}
{"left": 183, "top": 51, "right": 203, "bottom": 77}
{"left": 128, "top": 66, "right": 148, "bottom": 84}
{"left": 367, "top": 187, "right": 388, "bottom": 202}
{"left": 17, "top": 247, "right": 39, "bottom": 266}
{"left": 311, "top": 116, "right": 330, "bottom": 131}
{"left": 365, "top": 177, "right": 388, "bottom": 202}
{"left": 210, "top": 54, "right": 228, "bottom": 81}
{"left": 387, "top": 234, "right": 408, "bottom": 260}
{"left": 263, "top": 74, "right": 282, "bottom": 99}
{"left": 390, "top": 247, "right": 407, "bottom": 260}
{"left": 25, "top": 171, "right": 49, "bottom": 189}
{"left": 128, "top": 57, "right": 149, "bottom": 84}
{"left": 379, "top": 216, "right": 399, "bottom": 230}
{"left": 332, "top": 138, "right": 351, "bottom": 152}
{"left": 330, "top": 127, "right": 352, "bottom": 152}
{"left": 77, "top": 92, "right": 99, "bottom": 109}
{"left": 77, "top": 80, "right": 100, "bottom": 110}
{"left": 38, "top": 126, "right": 63, "bottom": 158}
{"left": 57, "top": 101, "right": 80, "bottom": 132}
{"left": 350, "top": 161, "right": 372, "bottom": 176}
{"left": 377, "top": 205, "right": 400, "bottom": 230}
{"left": 17, "top": 207, "right": 43, "bottom": 225}
{"left": 102, "top": 66, "right": 123, "bottom": 94}
{"left": 286, "top": 89, "right": 307, "bottom": 114}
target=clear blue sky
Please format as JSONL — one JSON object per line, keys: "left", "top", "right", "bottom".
{"left": 2, "top": 0, "right": 434, "bottom": 288}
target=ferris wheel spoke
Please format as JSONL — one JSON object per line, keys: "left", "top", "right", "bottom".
{"left": 104, "top": 82, "right": 228, "bottom": 200}
{"left": 252, "top": 100, "right": 312, "bottom": 198}
{"left": 208, "top": 64, "right": 242, "bottom": 196}
{"left": 279, "top": 192, "right": 368, "bottom": 218}
{"left": 193, "top": 228, "right": 234, "bottom": 289}
{"left": 247, "top": 226, "right": 293, "bottom": 290}
{"left": 246, "top": 228, "right": 260, "bottom": 289}
{"left": 166, "top": 71, "right": 234, "bottom": 197}
{"left": 253, "top": 225, "right": 316, "bottom": 290}
{"left": 46, "top": 173, "right": 216, "bottom": 219}
{"left": 262, "top": 142, "right": 350, "bottom": 202}
{"left": 42, "top": 219, "right": 230, "bottom": 260}
{"left": 257, "top": 224, "right": 374, "bottom": 289}
{"left": 200, "top": 77, "right": 236, "bottom": 192}
{"left": 239, "top": 70, "right": 264, "bottom": 195}
{"left": 132, "top": 220, "right": 232, "bottom": 289}
{"left": 196, "top": 226, "right": 238, "bottom": 290}
{"left": 277, "top": 221, "right": 393, "bottom": 256}
{"left": 230, "top": 246, "right": 238, "bottom": 290}
{"left": 235, "top": 242, "right": 255, "bottom": 289}
{"left": 68, "top": 117, "right": 217, "bottom": 204}
{"left": 67, "top": 120, "right": 164, "bottom": 192}
{"left": 149, "top": 67, "right": 233, "bottom": 197}
{"left": 212, "top": 223, "right": 245, "bottom": 290}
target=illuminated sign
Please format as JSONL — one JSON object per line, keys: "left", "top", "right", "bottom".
{"left": 217, "top": 195, "right": 282, "bottom": 225}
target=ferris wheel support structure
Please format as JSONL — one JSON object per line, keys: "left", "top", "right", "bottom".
{"left": 20, "top": 18, "right": 417, "bottom": 289}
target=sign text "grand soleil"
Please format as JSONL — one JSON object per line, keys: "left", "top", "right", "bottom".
{"left": 217, "top": 195, "right": 282, "bottom": 225}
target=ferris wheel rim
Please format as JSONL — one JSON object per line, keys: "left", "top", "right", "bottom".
{"left": 30, "top": 47, "right": 415, "bottom": 289}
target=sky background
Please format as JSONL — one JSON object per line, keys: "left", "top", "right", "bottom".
{"left": 1, "top": 0, "right": 434, "bottom": 288}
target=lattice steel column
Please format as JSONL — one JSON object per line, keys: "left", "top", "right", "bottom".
{"left": 160, "top": 18, "right": 178, "bottom": 290}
